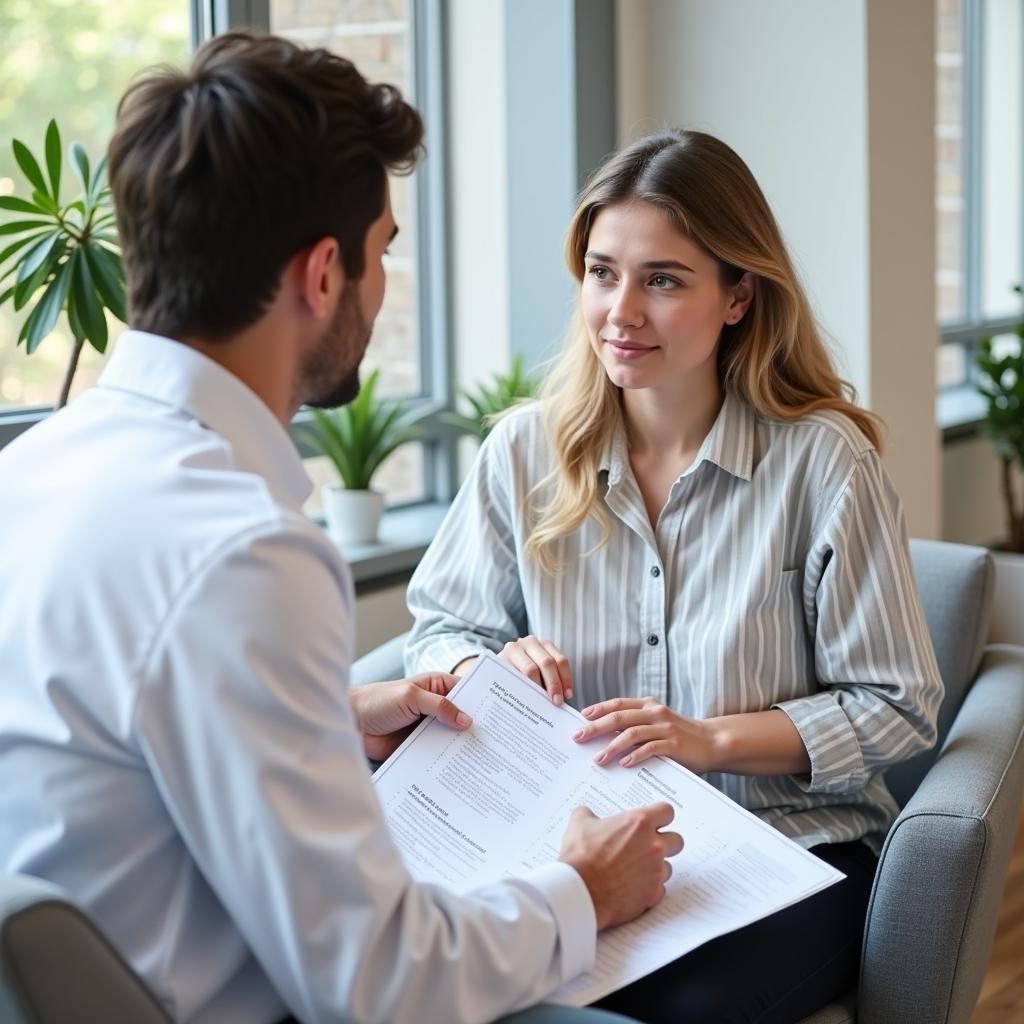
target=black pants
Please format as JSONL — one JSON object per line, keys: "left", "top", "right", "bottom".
{"left": 593, "top": 840, "right": 878, "bottom": 1024}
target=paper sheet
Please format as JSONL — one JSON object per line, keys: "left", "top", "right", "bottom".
{"left": 373, "top": 653, "right": 843, "bottom": 1006}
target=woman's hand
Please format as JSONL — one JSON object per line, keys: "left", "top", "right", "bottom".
{"left": 573, "top": 697, "right": 722, "bottom": 773}
{"left": 498, "top": 636, "right": 574, "bottom": 706}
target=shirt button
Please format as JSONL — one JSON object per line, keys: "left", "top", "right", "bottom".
{"left": 650, "top": 566, "right": 661, "bottom": 578}
{"left": 646, "top": 633, "right": 659, "bottom": 646}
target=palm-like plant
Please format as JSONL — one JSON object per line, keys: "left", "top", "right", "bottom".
{"left": 306, "top": 369, "right": 423, "bottom": 491}
{"left": 0, "top": 119, "right": 125, "bottom": 408}
{"left": 442, "top": 355, "right": 539, "bottom": 443}
{"left": 976, "top": 288, "right": 1024, "bottom": 551}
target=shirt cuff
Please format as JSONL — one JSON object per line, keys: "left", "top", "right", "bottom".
{"left": 409, "top": 636, "right": 499, "bottom": 676}
{"left": 773, "top": 691, "right": 867, "bottom": 794}
{"left": 518, "top": 860, "right": 597, "bottom": 985}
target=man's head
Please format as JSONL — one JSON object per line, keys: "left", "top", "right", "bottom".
{"left": 107, "top": 31, "right": 422, "bottom": 406}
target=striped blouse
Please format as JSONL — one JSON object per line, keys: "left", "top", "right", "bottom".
{"left": 404, "top": 391, "right": 944, "bottom": 854}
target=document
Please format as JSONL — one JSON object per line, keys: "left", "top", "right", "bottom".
{"left": 373, "top": 653, "right": 843, "bottom": 1006}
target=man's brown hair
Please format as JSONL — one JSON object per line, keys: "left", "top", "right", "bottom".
{"left": 108, "top": 31, "right": 423, "bottom": 339}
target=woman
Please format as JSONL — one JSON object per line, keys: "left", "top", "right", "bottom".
{"left": 404, "top": 130, "right": 942, "bottom": 1022}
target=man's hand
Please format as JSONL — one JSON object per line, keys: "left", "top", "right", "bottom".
{"left": 559, "top": 803, "right": 683, "bottom": 931}
{"left": 349, "top": 674, "right": 471, "bottom": 762}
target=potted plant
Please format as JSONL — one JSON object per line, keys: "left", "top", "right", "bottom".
{"left": 0, "top": 120, "right": 125, "bottom": 407}
{"left": 305, "top": 368, "right": 423, "bottom": 545}
{"left": 975, "top": 285, "right": 1024, "bottom": 552}
{"left": 442, "top": 354, "right": 539, "bottom": 443}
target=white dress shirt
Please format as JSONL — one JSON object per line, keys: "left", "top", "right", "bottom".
{"left": 0, "top": 332, "right": 595, "bottom": 1024}
{"left": 406, "top": 396, "right": 944, "bottom": 855}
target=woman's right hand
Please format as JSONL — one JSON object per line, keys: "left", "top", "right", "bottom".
{"left": 453, "top": 636, "right": 574, "bottom": 705}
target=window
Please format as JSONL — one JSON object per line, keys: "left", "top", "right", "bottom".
{"left": 0, "top": 0, "right": 452, "bottom": 511}
{"left": 0, "top": 0, "right": 189, "bottom": 412}
{"left": 935, "top": 0, "right": 1023, "bottom": 405}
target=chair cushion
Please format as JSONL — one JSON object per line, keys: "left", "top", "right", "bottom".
{"left": 886, "top": 540, "right": 994, "bottom": 806}
{"left": 0, "top": 872, "right": 171, "bottom": 1023}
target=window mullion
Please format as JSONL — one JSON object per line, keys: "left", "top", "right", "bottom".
{"left": 964, "top": 0, "right": 984, "bottom": 326}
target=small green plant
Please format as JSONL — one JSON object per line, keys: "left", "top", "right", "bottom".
{"left": 975, "top": 284, "right": 1024, "bottom": 551}
{"left": 442, "top": 355, "right": 539, "bottom": 442}
{"left": 306, "top": 369, "right": 424, "bottom": 491}
{"left": 0, "top": 119, "right": 125, "bottom": 408}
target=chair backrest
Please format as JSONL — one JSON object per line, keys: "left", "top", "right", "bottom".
{"left": 885, "top": 539, "right": 994, "bottom": 807}
{"left": 0, "top": 871, "right": 171, "bottom": 1024}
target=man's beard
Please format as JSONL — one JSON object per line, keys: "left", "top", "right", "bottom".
{"left": 298, "top": 280, "right": 372, "bottom": 410}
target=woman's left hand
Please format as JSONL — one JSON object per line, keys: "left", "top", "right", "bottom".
{"left": 573, "top": 697, "right": 721, "bottom": 774}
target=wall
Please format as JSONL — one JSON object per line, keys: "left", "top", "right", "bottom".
{"left": 616, "top": 0, "right": 941, "bottom": 539}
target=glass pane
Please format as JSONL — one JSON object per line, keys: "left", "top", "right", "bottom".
{"left": 0, "top": 0, "right": 189, "bottom": 409}
{"left": 980, "top": 0, "right": 1023, "bottom": 321}
{"left": 302, "top": 444, "right": 426, "bottom": 519}
{"left": 270, "top": 0, "right": 422, "bottom": 402}
{"left": 989, "top": 331, "right": 1022, "bottom": 361}
{"left": 936, "top": 0, "right": 966, "bottom": 324}
{"left": 937, "top": 342, "right": 968, "bottom": 388}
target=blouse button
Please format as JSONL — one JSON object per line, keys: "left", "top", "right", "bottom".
{"left": 646, "top": 633, "right": 659, "bottom": 647}
{"left": 650, "top": 566, "right": 661, "bottom": 578}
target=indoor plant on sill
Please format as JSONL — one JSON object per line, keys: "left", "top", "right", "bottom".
{"left": 0, "top": 120, "right": 125, "bottom": 407}
{"left": 975, "top": 284, "right": 1024, "bottom": 552}
{"left": 441, "top": 354, "right": 539, "bottom": 443}
{"left": 305, "top": 368, "right": 423, "bottom": 546}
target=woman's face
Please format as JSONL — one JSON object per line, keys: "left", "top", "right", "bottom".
{"left": 581, "top": 200, "right": 751, "bottom": 396}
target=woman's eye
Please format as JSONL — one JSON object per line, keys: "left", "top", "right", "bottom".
{"left": 588, "top": 265, "right": 611, "bottom": 281}
{"left": 650, "top": 274, "right": 678, "bottom": 290}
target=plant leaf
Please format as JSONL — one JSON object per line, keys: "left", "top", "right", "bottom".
{"left": 0, "top": 219, "right": 55, "bottom": 237}
{"left": 13, "top": 232, "right": 61, "bottom": 309}
{"left": 0, "top": 195, "right": 48, "bottom": 215}
{"left": 12, "top": 138, "right": 48, "bottom": 196}
{"left": 69, "top": 142, "right": 91, "bottom": 194}
{"left": 24, "top": 261, "right": 72, "bottom": 353}
{"left": 88, "top": 154, "right": 108, "bottom": 204}
{"left": 82, "top": 242, "right": 126, "bottom": 322}
{"left": 71, "top": 246, "right": 107, "bottom": 352}
{"left": 31, "top": 190, "right": 58, "bottom": 215}
{"left": 44, "top": 120, "right": 61, "bottom": 202}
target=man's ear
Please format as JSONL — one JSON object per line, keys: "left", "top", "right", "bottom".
{"left": 297, "top": 236, "right": 343, "bottom": 320}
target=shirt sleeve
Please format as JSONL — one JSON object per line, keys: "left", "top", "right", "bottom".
{"left": 773, "top": 451, "right": 944, "bottom": 795}
{"left": 405, "top": 420, "right": 530, "bottom": 674}
{"left": 133, "top": 520, "right": 595, "bottom": 1024}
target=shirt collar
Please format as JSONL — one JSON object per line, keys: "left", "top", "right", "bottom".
{"left": 599, "top": 388, "right": 755, "bottom": 485}
{"left": 98, "top": 331, "right": 313, "bottom": 506}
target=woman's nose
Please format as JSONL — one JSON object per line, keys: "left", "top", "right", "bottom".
{"left": 608, "top": 286, "right": 645, "bottom": 329}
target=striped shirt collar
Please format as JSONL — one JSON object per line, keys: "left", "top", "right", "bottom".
{"left": 599, "top": 388, "right": 756, "bottom": 486}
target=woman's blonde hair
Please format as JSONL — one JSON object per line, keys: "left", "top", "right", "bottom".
{"left": 525, "top": 129, "right": 882, "bottom": 574}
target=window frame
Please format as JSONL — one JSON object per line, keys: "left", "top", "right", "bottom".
{"left": 938, "top": 0, "right": 1024, "bottom": 435}
{"left": 0, "top": 0, "right": 458, "bottom": 507}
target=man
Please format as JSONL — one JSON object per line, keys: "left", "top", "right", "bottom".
{"left": 0, "top": 32, "right": 680, "bottom": 1024}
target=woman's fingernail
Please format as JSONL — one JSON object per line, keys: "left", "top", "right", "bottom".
{"left": 456, "top": 712, "right": 472, "bottom": 727}
{"left": 553, "top": 693, "right": 563, "bottom": 706}
{"left": 594, "top": 752, "right": 606, "bottom": 766}
{"left": 565, "top": 689, "right": 573, "bottom": 700}
{"left": 582, "top": 707, "right": 595, "bottom": 718}
{"left": 572, "top": 729, "right": 584, "bottom": 741}
{"left": 619, "top": 755, "right": 632, "bottom": 767}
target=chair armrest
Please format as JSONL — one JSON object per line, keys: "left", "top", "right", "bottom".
{"left": 858, "top": 645, "right": 1024, "bottom": 1024}
{"left": 351, "top": 631, "right": 410, "bottom": 686}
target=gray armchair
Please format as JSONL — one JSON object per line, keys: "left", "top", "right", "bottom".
{"left": 3, "top": 541, "right": 1022, "bottom": 1024}
{"left": 352, "top": 539, "right": 1024, "bottom": 1024}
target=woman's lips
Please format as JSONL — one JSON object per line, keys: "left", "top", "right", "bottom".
{"left": 605, "top": 339, "right": 657, "bottom": 360}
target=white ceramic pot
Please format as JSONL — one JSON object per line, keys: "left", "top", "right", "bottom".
{"left": 321, "top": 485, "right": 385, "bottom": 546}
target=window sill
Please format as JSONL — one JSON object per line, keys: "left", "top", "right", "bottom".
{"left": 320, "top": 501, "right": 449, "bottom": 594}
